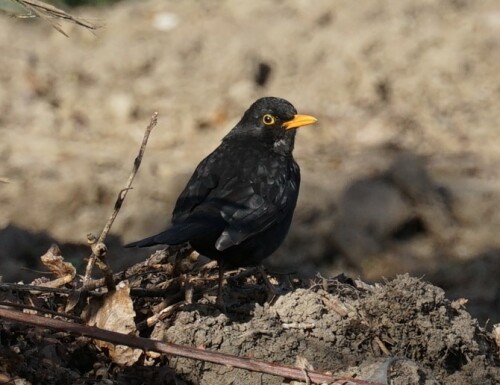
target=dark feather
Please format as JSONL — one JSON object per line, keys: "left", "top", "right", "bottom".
{"left": 126, "top": 97, "right": 310, "bottom": 269}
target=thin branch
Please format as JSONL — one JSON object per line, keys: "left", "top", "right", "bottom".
{"left": 12, "top": 0, "right": 99, "bottom": 37}
{"left": 82, "top": 112, "right": 159, "bottom": 291}
{"left": 136, "top": 302, "right": 185, "bottom": 330}
{"left": 0, "top": 283, "right": 100, "bottom": 297}
{"left": 79, "top": 250, "right": 168, "bottom": 291}
{"left": 84, "top": 269, "right": 171, "bottom": 292}
{"left": 0, "top": 283, "right": 75, "bottom": 295}
{"left": 85, "top": 233, "right": 115, "bottom": 292}
{"left": 100, "top": 112, "right": 159, "bottom": 245}
{"left": 130, "top": 287, "right": 181, "bottom": 298}
{"left": 0, "top": 308, "right": 384, "bottom": 385}
{"left": 0, "top": 301, "right": 82, "bottom": 322}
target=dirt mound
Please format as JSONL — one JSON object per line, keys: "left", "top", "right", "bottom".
{"left": 2, "top": 0, "right": 500, "bottom": 324}
{"left": 0, "top": 244, "right": 499, "bottom": 384}
{"left": 1, "top": 1, "right": 500, "bottom": 382}
{"left": 158, "top": 275, "right": 499, "bottom": 385}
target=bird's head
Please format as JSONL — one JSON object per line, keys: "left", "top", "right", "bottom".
{"left": 225, "top": 97, "right": 317, "bottom": 154}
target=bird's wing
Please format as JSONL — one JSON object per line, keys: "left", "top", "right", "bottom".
{"left": 171, "top": 154, "right": 220, "bottom": 224}
{"left": 214, "top": 161, "right": 300, "bottom": 251}
{"left": 124, "top": 221, "right": 212, "bottom": 248}
{"left": 172, "top": 146, "right": 300, "bottom": 251}
{"left": 126, "top": 154, "right": 224, "bottom": 248}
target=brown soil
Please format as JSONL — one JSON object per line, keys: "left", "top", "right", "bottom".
{"left": 1, "top": 0, "right": 500, "bottom": 383}
{"left": 1, "top": 0, "right": 499, "bottom": 323}
{"left": 161, "top": 274, "right": 500, "bottom": 385}
{"left": 1, "top": 265, "right": 499, "bottom": 384}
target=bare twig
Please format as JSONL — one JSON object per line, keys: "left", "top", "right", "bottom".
{"left": 374, "top": 336, "right": 391, "bottom": 356}
{"left": 0, "top": 282, "right": 101, "bottom": 297}
{"left": 85, "top": 269, "right": 173, "bottom": 292}
{"left": 102, "top": 112, "right": 159, "bottom": 241}
{"left": 85, "top": 233, "right": 114, "bottom": 292}
{"left": 296, "top": 356, "right": 313, "bottom": 385}
{"left": 0, "top": 177, "right": 10, "bottom": 184}
{"left": 0, "top": 282, "right": 181, "bottom": 300}
{"left": 0, "top": 308, "right": 384, "bottom": 385}
{"left": 0, "top": 301, "right": 82, "bottom": 322}
{"left": 130, "top": 287, "right": 180, "bottom": 298}
{"left": 282, "top": 322, "right": 315, "bottom": 330}
{"left": 136, "top": 302, "right": 185, "bottom": 330}
{"left": 82, "top": 112, "right": 159, "bottom": 291}
{"left": 80, "top": 248, "right": 173, "bottom": 291}
{"left": 12, "top": 0, "right": 99, "bottom": 36}
{"left": 0, "top": 283, "right": 78, "bottom": 295}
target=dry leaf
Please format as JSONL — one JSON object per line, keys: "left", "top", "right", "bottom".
{"left": 84, "top": 281, "right": 141, "bottom": 365}
{"left": 493, "top": 323, "right": 500, "bottom": 357}
{"left": 39, "top": 244, "right": 76, "bottom": 287}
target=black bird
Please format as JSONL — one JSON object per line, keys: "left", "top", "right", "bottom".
{"left": 126, "top": 97, "right": 317, "bottom": 306}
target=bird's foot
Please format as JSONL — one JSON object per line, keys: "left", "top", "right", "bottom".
{"left": 215, "top": 293, "right": 226, "bottom": 312}
{"left": 265, "top": 286, "right": 281, "bottom": 304}
{"left": 215, "top": 262, "right": 227, "bottom": 312}
{"left": 258, "top": 265, "right": 282, "bottom": 303}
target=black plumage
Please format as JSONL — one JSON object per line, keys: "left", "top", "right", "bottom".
{"left": 126, "top": 97, "right": 317, "bottom": 305}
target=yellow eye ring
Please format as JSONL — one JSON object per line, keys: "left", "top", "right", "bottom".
{"left": 262, "top": 114, "right": 276, "bottom": 125}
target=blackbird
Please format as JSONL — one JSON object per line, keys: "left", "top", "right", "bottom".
{"left": 126, "top": 97, "right": 317, "bottom": 306}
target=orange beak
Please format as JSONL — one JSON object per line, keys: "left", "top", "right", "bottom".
{"left": 282, "top": 114, "right": 318, "bottom": 130}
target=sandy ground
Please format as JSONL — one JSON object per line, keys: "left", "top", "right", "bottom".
{"left": 0, "top": 0, "right": 500, "bottom": 326}
{"left": 1, "top": 252, "right": 499, "bottom": 384}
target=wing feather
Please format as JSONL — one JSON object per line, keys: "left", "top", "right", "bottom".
{"left": 170, "top": 142, "right": 300, "bottom": 252}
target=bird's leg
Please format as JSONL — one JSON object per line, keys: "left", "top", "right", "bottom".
{"left": 258, "top": 265, "right": 281, "bottom": 302}
{"left": 215, "top": 262, "right": 226, "bottom": 310}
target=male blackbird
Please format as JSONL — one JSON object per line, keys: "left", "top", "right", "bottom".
{"left": 126, "top": 97, "right": 317, "bottom": 306}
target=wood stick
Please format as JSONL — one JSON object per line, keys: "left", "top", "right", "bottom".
{"left": 0, "top": 308, "right": 383, "bottom": 385}
{"left": 82, "top": 112, "right": 158, "bottom": 291}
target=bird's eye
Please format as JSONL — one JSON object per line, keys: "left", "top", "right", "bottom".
{"left": 262, "top": 114, "right": 276, "bottom": 125}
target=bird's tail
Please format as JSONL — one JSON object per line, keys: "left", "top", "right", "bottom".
{"left": 124, "top": 222, "right": 213, "bottom": 248}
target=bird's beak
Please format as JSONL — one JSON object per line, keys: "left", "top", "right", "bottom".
{"left": 282, "top": 114, "right": 318, "bottom": 130}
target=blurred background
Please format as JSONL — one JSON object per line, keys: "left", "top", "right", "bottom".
{"left": 0, "top": 0, "right": 499, "bottom": 323}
